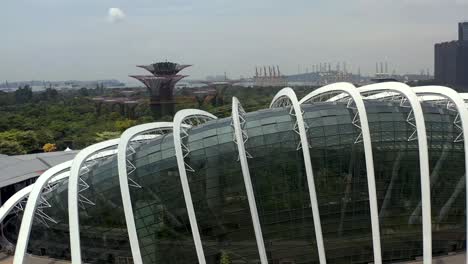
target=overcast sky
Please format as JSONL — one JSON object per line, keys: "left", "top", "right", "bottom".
{"left": 1, "top": 0, "right": 467, "bottom": 82}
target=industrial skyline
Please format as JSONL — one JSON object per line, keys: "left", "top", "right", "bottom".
{"left": 1, "top": 1, "right": 466, "bottom": 82}
{"left": 0, "top": 59, "right": 433, "bottom": 88}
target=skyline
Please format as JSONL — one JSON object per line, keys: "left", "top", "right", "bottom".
{"left": 1, "top": 0, "right": 467, "bottom": 82}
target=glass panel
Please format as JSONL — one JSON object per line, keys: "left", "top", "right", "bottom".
{"left": 422, "top": 103, "right": 465, "bottom": 257}
{"left": 185, "top": 118, "right": 261, "bottom": 263}
{"left": 246, "top": 108, "right": 320, "bottom": 264}
{"left": 129, "top": 134, "right": 198, "bottom": 264}
{"left": 16, "top": 100, "right": 465, "bottom": 264}
{"left": 368, "top": 102, "right": 424, "bottom": 263}
{"left": 78, "top": 154, "right": 132, "bottom": 263}
{"left": 305, "top": 103, "right": 374, "bottom": 264}
{"left": 26, "top": 177, "right": 71, "bottom": 261}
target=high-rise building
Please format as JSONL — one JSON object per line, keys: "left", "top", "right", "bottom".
{"left": 435, "top": 22, "right": 468, "bottom": 89}
{"left": 130, "top": 62, "right": 191, "bottom": 118}
{"left": 459, "top": 22, "right": 468, "bottom": 41}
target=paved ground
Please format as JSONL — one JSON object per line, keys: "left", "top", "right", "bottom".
{"left": 0, "top": 253, "right": 70, "bottom": 264}
{"left": 0, "top": 251, "right": 464, "bottom": 263}
{"left": 394, "top": 253, "right": 466, "bottom": 264}
{"left": 0, "top": 253, "right": 11, "bottom": 264}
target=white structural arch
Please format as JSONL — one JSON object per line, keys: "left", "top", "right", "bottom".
{"left": 14, "top": 160, "right": 72, "bottom": 264}
{"left": 270, "top": 88, "right": 327, "bottom": 264}
{"left": 173, "top": 109, "right": 217, "bottom": 264}
{"left": 459, "top": 93, "right": 468, "bottom": 101}
{"left": 354, "top": 82, "right": 432, "bottom": 264}
{"left": 69, "top": 138, "right": 121, "bottom": 263}
{"left": 0, "top": 185, "right": 33, "bottom": 223}
{"left": 117, "top": 122, "right": 174, "bottom": 264}
{"left": 412, "top": 86, "right": 468, "bottom": 264}
{"left": 231, "top": 97, "right": 268, "bottom": 264}
{"left": 299, "top": 82, "right": 382, "bottom": 264}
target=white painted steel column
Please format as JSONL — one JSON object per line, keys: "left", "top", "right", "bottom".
{"left": 412, "top": 86, "right": 468, "bottom": 264}
{"left": 117, "top": 122, "right": 174, "bottom": 264}
{"left": 14, "top": 161, "right": 72, "bottom": 264}
{"left": 68, "top": 138, "right": 120, "bottom": 263}
{"left": 231, "top": 97, "right": 268, "bottom": 264}
{"left": 173, "top": 109, "right": 217, "bottom": 264}
{"left": 299, "top": 82, "right": 382, "bottom": 264}
{"left": 270, "top": 88, "right": 327, "bottom": 264}
{"left": 0, "top": 185, "right": 33, "bottom": 223}
{"left": 358, "top": 82, "right": 432, "bottom": 264}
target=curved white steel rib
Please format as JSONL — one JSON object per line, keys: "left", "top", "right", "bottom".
{"left": 231, "top": 97, "right": 268, "bottom": 264}
{"left": 117, "top": 122, "right": 174, "bottom": 264}
{"left": 270, "top": 88, "right": 327, "bottom": 264}
{"left": 358, "top": 82, "right": 432, "bottom": 264}
{"left": 459, "top": 93, "right": 468, "bottom": 101}
{"left": 69, "top": 138, "right": 120, "bottom": 263}
{"left": 0, "top": 185, "right": 33, "bottom": 223}
{"left": 412, "top": 86, "right": 468, "bottom": 264}
{"left": 14, "top": 160, "right": 72, "bottom": 264}
{"left": 299, "top": 82, "right": 382, "bottom": 264}
{"left": 173, "top": 109, "right": 217, "bottom": 264}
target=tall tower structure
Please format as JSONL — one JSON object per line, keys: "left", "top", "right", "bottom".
{"left": 130, "top": 62, "right": 191, "bottom": 118}
{"left": 435, "top": 22, "right": 468, "bottom": 89}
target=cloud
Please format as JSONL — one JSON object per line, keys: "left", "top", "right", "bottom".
{"left": 108, "top": 8, "right": 125, "bottom": 23}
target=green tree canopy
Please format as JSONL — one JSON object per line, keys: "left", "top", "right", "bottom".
{"left": 14, "top": 85, "right": 33, "bottom": 104}
{"left": 0, "top": 130, "right": 41, "bottom": 154}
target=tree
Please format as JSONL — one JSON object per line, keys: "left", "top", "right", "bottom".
{"left": 95, "top": 131, "right": 121, "bottom": 142}
{"left": 14, "top": 85, "right": 33, "bottom": 104}
{"left": 220, "top": 251, "right": 231, "bottom": 264}
{"left": 0, "top": 91, "right": 14, "bottom": 106}
{"left": 44, "top": 88, "right": 58, "bottom": 100}
{"left": 0, "top": 130, "right": 41, "bottom": 154}
{"left": 0, "top": 140, "right": 25, "bottom": 155}
{"left": 42, "top": 143, "right": 57, "bottom": 152}
{"left": 78, "top": 87, "right": 89, "bottom": 97}
{"left": 115, "top": 119, "right": 137, "bottom": 132}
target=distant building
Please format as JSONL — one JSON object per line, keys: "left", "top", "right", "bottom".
{"left": 287, "top": 70, "right": 363, "bottom": 86}
{"left": 253, "top": 65, "right": 288, "bottom": 87}
{"left": 130, "top": 62, "right": 190, "bottom": 118}
{"left": 459, "top": 22, "right": 468, "bottom": 41}
{"left": 435, "top": 22, "right": 468, "bottom": 89}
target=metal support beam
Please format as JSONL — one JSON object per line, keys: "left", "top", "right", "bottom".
{"left": 117, "top": 122, "right": 174, "bottom": 264}
{"left": 299, "top": 82, "right": 382, "bottom": 264}
{"left": 358, "top": 82, "right": 432, "bottom": 264}
{"left": 68, "top": 138, "right": 120, "bottom": 263}
{"left": 231, "top": 97, "right": 268, "bottom": 264}
{"left": 270, "top": 88, "right": 327, "bottom": 264}
{"left": 13, "top": 161, "right": 72, "bottom": 264}
{"left": 412, "top": 86, "right": 468, "bottom": 264}
{"left": 173, "top": 109, "right": 217, "bottom": 264}
{"left": 0, "top": 186, "right": 33, "bottom": 223}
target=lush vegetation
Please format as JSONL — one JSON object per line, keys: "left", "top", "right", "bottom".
{"left": 0, "top": 85, "right": 314, "bottom": 155}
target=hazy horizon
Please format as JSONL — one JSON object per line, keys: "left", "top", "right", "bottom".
{"left": 1, "top": 0, "right": 467, "bottom": 83}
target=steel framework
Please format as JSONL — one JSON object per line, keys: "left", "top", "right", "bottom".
{"left": 173, "top": 109, "right": 217, "bottom": 264}
{"left": 299, "top": 82, "right": 382, "bottom": 264}
{"left": 68, "top": 138, "right": 120, "bottom": 263}
{"left": 412, "top": 86, "right": 468, "bottom": 264}
{"left": 117, "top": 122, "right": 175, "bottom": 264}
{"left": 347, "top": 82, "right": 432, "bottom": 264}
{"left": 270, "top": 88, "right": 327, "bottom": 264}
{"left": 13, "top": 161, "right": 72, "bottom": 264}
{"left": 2, "top": 82, "right": 468, "bottom": 264}
{"left": 231, "top": 97, "right": 268, "bottom": 264}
